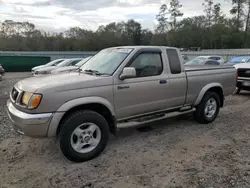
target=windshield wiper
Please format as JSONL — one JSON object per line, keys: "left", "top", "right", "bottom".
{"left": 84, "top": 69, "right": 102, "bottom": 75}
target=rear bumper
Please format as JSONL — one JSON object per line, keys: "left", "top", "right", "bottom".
{"left": 0, "top": 69, "right": 5, "bottom": 75}
{"left": 7, "top": 100, "right": 53, "bottom": 137}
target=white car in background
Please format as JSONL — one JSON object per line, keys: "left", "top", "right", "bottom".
{"left": 51, "top": 56, "right": 92, "bottom": 74}
{"left": 226, "top": 56, "right": 250, "bottom": 94}
{"left": 31, "top": 58, "right": 65, "bottom": 73}
{"left": 234, "top": 63, "right": 250, "bottom": 94}
{"left": 33, "top": 58, "right": 83, "bottom": 76}
{"left": 196, "top": 56, "right": 225, "bottom": 64}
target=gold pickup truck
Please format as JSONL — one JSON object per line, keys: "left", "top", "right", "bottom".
{"left": 7, "top": 46, "right": 237, "bottom": 162}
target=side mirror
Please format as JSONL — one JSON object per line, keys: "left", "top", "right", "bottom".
{"left": 120, "top": 67, "right": 136, "bottom": 80}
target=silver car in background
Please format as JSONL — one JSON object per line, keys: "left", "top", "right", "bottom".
{"left": 185, "top": 56, "right": 222, "bottom": 66}
{"left": 33, "top": 58, "right": 83, "bottom": 76}
{"left": 31, "top": 59, "right": 65, "bottom": 74}
{"left": 194, "top": 56, "right": 225, "bottom": 64}
{"left": 51, "top": 56, "right": 92, "bottom": 74}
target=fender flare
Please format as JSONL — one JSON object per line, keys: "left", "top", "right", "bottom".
{"left": 57, "top": 96, "right": 115, "bottom": 116}
{"left": 194, "top": 83, "right": 223, "bottom": 106}
{"left": 47, "top": 97, "right": 115, "bottom": 137}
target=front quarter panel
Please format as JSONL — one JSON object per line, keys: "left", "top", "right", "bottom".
{"left": 47, "top": 96, "right": 115, "bottom": 137}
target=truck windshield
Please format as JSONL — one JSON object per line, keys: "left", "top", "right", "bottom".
{"left": 80, "top": 48, "right": 133, "bottom": 75}
{"left": 75, "top": 56, "right": 92, "bottom": 67}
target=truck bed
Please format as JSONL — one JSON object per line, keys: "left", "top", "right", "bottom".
{"left": 184, "top": 65, "right": 235, "bottom": 72}
{"left": 184, "top": 65, "right": 236, "bottom": 106}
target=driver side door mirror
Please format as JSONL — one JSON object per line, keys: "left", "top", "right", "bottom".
{"left": 120, "top": 67, "right": 136, "bottom": 80}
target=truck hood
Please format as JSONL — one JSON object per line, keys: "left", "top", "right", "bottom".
{"left": 234, "top": 63, "right": 250, "bottom": 69}
{"left": 51, "top": 66, "right": 78, "bottom": 74}
{"left": 15, "top": 72, "right": 111, "bottom": 93}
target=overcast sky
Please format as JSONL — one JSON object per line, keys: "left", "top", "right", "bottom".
{"left": 0, "top": 0, "right": 232, "bottom": 32}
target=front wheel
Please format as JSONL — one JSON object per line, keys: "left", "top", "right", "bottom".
{"left": 235, "top": 87, "right": 241, "bottom": 94}
{"left": 59, "top": 110, "right": 110, "bottom": 163}
{"left": 194, "top": 92, "right": 220, "bottom": 124}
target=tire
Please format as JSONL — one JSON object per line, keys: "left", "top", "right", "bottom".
{"left": 59, "top": 110, "right": 109, "bottom": 163}
{"left": 236, "top": 88, "right": 241, "bottom": 94}
{"left": 194, "top": 92, "right": 220, "bottom": 124}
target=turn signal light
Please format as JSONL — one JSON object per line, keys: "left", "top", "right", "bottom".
{"left": 29, "top": 94, "right": 42, "bottom": 109}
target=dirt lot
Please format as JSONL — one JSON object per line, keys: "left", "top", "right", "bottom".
{"left": 1, "top": 73, "right": 250, "bottom": 188}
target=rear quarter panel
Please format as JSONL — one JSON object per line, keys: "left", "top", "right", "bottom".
{"left": 185, "top": 66, "right": 236, "bottom": 105}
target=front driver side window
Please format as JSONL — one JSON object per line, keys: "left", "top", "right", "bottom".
{"left": 128, "top": 53, "right": 163, "bottom": 77}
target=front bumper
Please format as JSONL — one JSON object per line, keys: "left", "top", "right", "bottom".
{"left": 7, "top": 100, "right": 53, "bottom": 137}
{"left": 32, "top": 73, "right": 49, "bottom": 77}
{"left": 237, "top": 79, "right": 250, "bottom": 91}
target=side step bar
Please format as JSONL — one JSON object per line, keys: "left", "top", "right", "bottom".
{"left": 117, "top": 108, "right": 196, "bottom": 129}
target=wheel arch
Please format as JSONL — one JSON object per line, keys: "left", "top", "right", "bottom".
{"left": 47, "top": 97, "right": 116, "bottom": 137}
{"left": 194, "top": 83, "right": 224, "bottom": 107}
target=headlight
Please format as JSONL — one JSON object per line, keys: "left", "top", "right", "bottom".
{"left": 37, "top": 70, "right": 50, "bottom": 74}
{"left": 22, "top": 92, "right": 42, "bottom": 109}
{"left": 21, "top": 92, "right": 32, "bottom": 105}
{"left": 41, "top": 71, "right": 49, "bottom": 74}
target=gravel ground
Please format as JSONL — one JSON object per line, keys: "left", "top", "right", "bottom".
{"left": 0, "top": 72, "right": 30, "bottom": 104}
{"left": 1, "top": 73, "right": 250, "bottom": 188}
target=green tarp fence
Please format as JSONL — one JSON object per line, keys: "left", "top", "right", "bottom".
{"left": 0, "top": 56, "right": 50, "bottom": 72}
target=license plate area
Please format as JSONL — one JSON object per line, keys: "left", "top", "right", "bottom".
{"left": 242, "top": 81, "right": 250, "bottom": 86}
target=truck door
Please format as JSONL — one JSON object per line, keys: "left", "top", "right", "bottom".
{"left": 113, "top": 49, "right": 186, "bottom": 120}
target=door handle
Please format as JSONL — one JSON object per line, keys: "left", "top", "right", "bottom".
{"left": 159, "top": 80, "right": 167, "bottom": 84}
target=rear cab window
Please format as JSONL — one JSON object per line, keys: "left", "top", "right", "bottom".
{"left": 166, "top": 49, "right": 182, "bottom": 74}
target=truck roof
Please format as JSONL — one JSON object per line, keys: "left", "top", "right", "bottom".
{"left": 107, "top": 46, "right": 178, "bottom": 51}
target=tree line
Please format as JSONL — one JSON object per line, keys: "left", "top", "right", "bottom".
{"left": 1, "top": 0, "right": 250, "bottom": 51}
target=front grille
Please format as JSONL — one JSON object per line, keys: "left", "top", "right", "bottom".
{"left": 11, "top": 87, "right": 19, "bottom": 102}
{"left": 238, "top": 68, "right": 250, "bottom": 78}
{"left": 10, "top": 87, "right": 23, "bottom": 104}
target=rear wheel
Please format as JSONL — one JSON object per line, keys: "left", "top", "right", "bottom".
{"left": 59, "top": 110, "right": 109, "bottom": 163}
{"left": 194, "top": 92, "right": 220, "bottom": 124}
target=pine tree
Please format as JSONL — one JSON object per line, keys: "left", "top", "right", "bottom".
{"left": 155, "top": 4, "right": 169, "bottom": 33}
{"left": 230, "top": 0, "right": 246, "bottom": 31}
{"left": 169, "top": 0, "right": 184, "bottom": 30}
{"left": 212, "top": 3, "right": 224, "bottom": 24}
{"left": 203, "top": 0, "right": 214, "bottom": 28}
